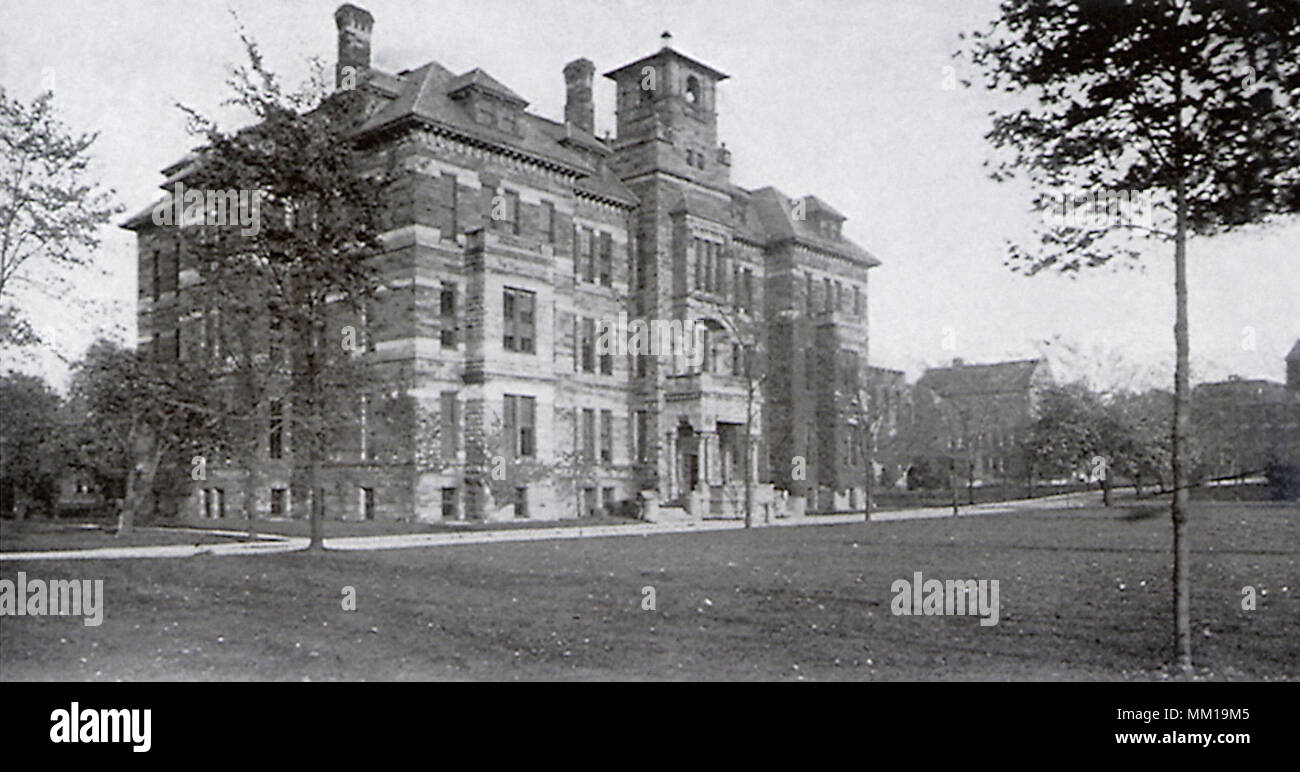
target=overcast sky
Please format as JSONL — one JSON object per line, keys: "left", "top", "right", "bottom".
{"left": 4, "top": 0, "right": 1297, "bottom": 391}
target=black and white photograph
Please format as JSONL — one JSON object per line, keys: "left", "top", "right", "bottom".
{"left": 1, "top": 0, "right": 1297, "bottom": 753}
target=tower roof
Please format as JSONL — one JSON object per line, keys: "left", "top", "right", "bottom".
{"left": 603, "top": 47, "right": 729, "bottom": 82}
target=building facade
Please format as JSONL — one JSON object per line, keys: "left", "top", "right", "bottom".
{"left": 907, "top": 358, "right": 1052, "bottom": 487}
{"left": 124, "top": 4, "right": 880, "bottom": 522}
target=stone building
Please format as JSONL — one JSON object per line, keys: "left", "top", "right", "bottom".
{"left": 907, "top": 358, "right": 1052, "bottom": 486}
{"left": 123, "top": 4, "right": 879, "bottom": 522}
{"left": 1194, "top": 341, "right": 1300, "bottom": 482}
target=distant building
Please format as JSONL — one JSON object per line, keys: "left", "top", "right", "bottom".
{"left": 907, "top": 358, "right": 1052, "bottom": 486}
{"left": 864, "top": 365, "right": 911, "bottom": 487}
{"left": 1194, "top": 366, "right": 1300, "bottom": 480}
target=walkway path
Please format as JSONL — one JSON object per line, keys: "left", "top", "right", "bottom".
{"left": 0, "top": 490, "right": 1104, "bottom": 562}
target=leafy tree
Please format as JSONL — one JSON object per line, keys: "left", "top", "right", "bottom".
{"left": 68, "top": 340, "right": 219, "bottom": 535}
{"left": 177, "top": 30, "right": 392, "bottom": 549}
{"left": 0, "top": 88, "right": 121, "bottom": 347}
{"left": 961, "top": 0, "right": 1300, "bottom": 672}
{"left": 0, "top": 371, "right": 68, "bottom": 517}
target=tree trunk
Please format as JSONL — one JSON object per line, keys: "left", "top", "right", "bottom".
{"left": 949, "top": 459, "right": 959, "bottom": 516}
{"left": 118, "top": 468, "right": 138, "bottom": 537}
{"left": 1171, "top": 103, "right": 1193, "bottom": 674}
{"left": 307, "top": 317, "right": 325, "bottom": 551}
{"left": 967, "top": 458, "right": 975, "bottom": 505}
{"left": 864, "top": 425, "right": 873, "bottom": 522}
{"left": 742, "top": 362, "right": 753, "bottom": 529}
{"left": 243, "top": 449, "right": 258, "bottom": 540}
{"left": 1102, "top": 471, "right": 1112, "bottom": 507}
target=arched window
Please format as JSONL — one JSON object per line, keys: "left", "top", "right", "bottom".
{"left": 685, "top": 75, "right": 701, "bottom": 105}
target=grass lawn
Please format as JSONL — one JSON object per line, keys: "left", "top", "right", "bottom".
{"left": 168, "top": 512, "right": 638, "bottom": 538}
{"left": 0, "top": 520, "right": 244, "bottom": 552}
{"left": 0, "top": 513, "right": 640, "bottom": 551}
{"left": 1, "top": 501, "right": 1295, "bottom": 681}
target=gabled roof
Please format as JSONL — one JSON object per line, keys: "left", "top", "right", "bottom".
{"left": 916, "top": 359, "right": 1045, "bottom": 397}
{"left": 447, "top": 67, "right": 528, "bottom": 106}
{"left": 603, "top": 46, "right": 729, "bottom": 83}
{"left": 1288, "top": 339, "right": 1300, "bottom": 361}
{"left": 802, "top": 194, "right": 845, "bottom": 221}
{"left": 749, "top": 187, "right": 880, "bottom": 267}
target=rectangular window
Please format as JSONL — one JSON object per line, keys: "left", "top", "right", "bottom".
{"left": 635, "top": 410, "right": 649, "bottom": 462}
{"left": 853, "top": 285, "right": 862, "bottom": 316}
{"left": 542, "top": 201, "right": 556, "bottom": 243}
{"left": 598, "top": 232, "right": 612, "bottom": 285}
{"left": 151, "top": 249, "right": 162, "bottom": 301}
{"left": 504, "top": 395, "right": 536, "bottom": 457}
{"left": 442, "top": 487, "right": 458, "bottom": 521}
{"left": 582, "top": 408, "right": 596, "bottom": 462}
{"left": 584, "top": 227, "right": 596, "bottom": 283}
{"left": 599, "top": 319, "right": 613, "bottom": 375}
{"left": 440, "top": 391, "right": 458, "bottom": 462}
{"left": 600, "top": 409, "right": 613, "bottom": 464}
{"left": 824, "top": 278, "right": 834, "bottom": 312}
{"left": 515, "top": 486, "right": 529, "bottom": 518}
{"left": 270, "top": 488, "right": 287, "bottom": 518}
{"left": 502, "top": 287, "right": 536, "bottom": 353}
{"left": 506, "top": 190, "right": 521, "bottom": 235}
{"left": 444, "top": 174, "right": 458, "bottom": 237}
{"left": 602, "top": 486, "right": 615, "bottom": 513}
{"left": 269, "top": 400, "right": 284, "bottom": 459}
{"left": 805, "top": 272, "right": 814, "bottom": 313}
{"left": 581, "top": 317, "right": 596, "bottom": 373}
{"left": 440, "top": 283, "right": 457, "bottom": 347}
{"left": 359, "top": 487, "right": 375, "bottom": 521}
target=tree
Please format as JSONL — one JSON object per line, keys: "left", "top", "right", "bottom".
{"left": 177, "top": 29, "right": 392, "bottom": 550}
{"left": 961, "top": 0, "right": 1300, "bottom": 673}
{"left": 0, "top": 372, "right": 68, "bottom": 518}
{"left": 68, "top": 340, "right": 219, "bottom": 536}
{"left": 846, "top": 388, "right": 883, "bottom": 520}
{"left": 0, "top": 88, "right": 120, "bottom": 346}
{"left": 699, "top": 298, "right": 791, "bottom": 527}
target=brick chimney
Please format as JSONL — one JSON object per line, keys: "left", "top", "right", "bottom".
{"left": 563, "top": 58, "right": 595, "bottom": 135}
{"left": 335, "top": 4, "right": 374, "bottom": 90}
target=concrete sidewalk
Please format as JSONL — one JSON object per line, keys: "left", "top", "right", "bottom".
{"left": 0, "top": 490, "right": 1103, "bottom": 561}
